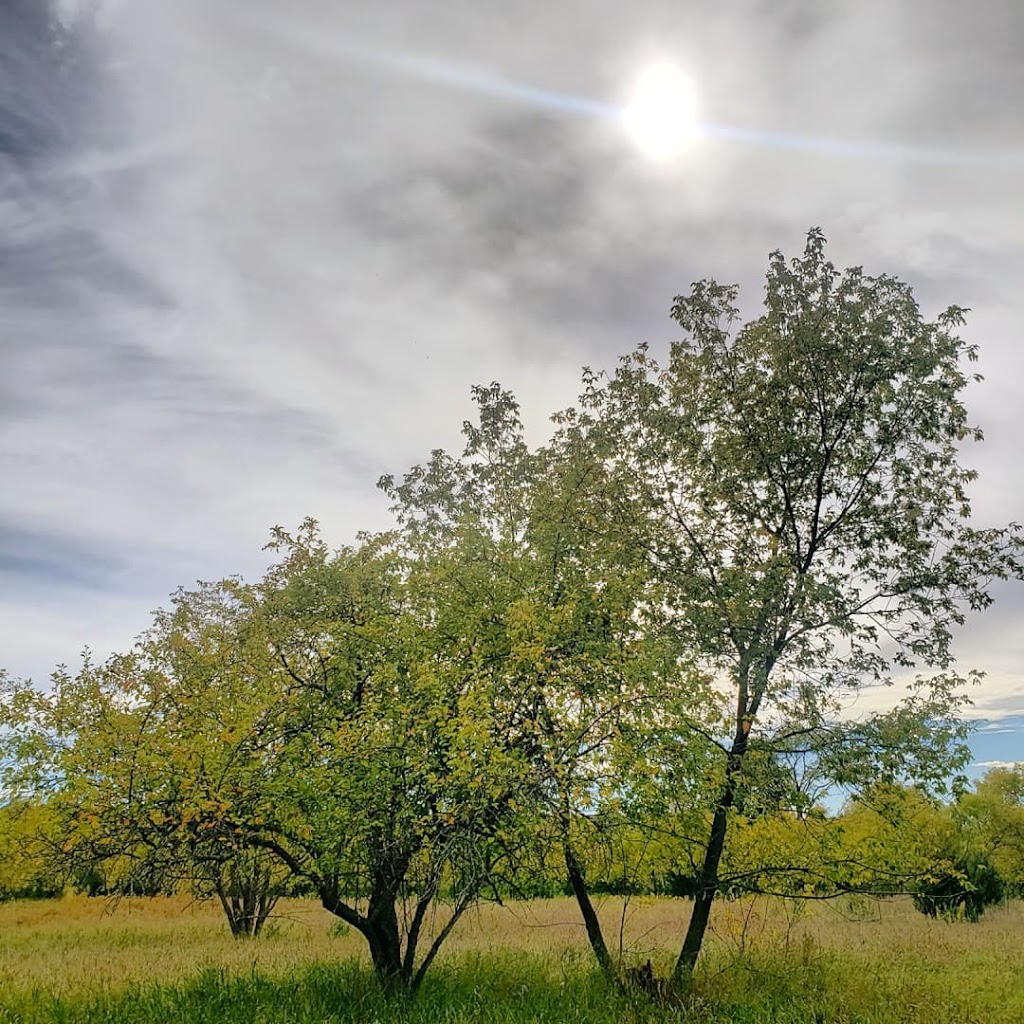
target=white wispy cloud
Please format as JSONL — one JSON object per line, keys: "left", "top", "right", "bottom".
{"left": 2, "top": 0, "right": 1023, "bottom": 738}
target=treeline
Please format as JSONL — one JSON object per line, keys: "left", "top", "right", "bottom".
{"left": 2, "top": 231, "right": 1022, "bottom": 994}
{"left": 3, "top": 769, "right": 1021, "bottom": 909}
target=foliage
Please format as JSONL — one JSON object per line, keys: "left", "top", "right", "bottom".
{"left": 912, "top": 853, "right": 1005, "bottom": 922}
{"left": 0, "top": 529, "right": 545, "bottom": 990}
{"left": 832, "top": 783, "right": 955, "bottom": 894}
{"left": 0, "top": 800, "right": 63, "bottom": 902}
{"left": 555, "top": 227, "right": 1022, "bottom": 979}
{"left": 833, "top": 778, "right": 1010, "bottom": 922}
{"left": 380, "top": 383, "right": 706, "bottom": 983}
{"left": 956, "top": 765, "right": 1024, "bottom": 896}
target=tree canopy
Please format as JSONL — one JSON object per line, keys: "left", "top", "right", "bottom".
{"left": 550, "top": 228, "right": 1022, "bottom": 977}
{"left": 2, "top": 229, "right": 1021, "bottom": 996}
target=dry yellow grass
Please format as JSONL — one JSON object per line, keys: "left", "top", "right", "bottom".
{"left": 0, "top": 895, "right": 345, "bottom": 997}
{"left": 1, "top": 893, "right": 1021, "bottom": 1002}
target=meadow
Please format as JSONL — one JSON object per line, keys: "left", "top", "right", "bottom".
{"left": 0, "top": 895, "right": 1021, "bottom": 1023}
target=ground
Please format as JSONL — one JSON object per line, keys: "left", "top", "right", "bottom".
{"left": 0, "top": 895, "right": 1021, "bottom": 1022}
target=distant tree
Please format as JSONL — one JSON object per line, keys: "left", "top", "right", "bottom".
{"left": 202, "top": 847, "right": 290, "bottom": 939}
{"left": 835, "top": 780, "right": 1007, "bottom": 921}
{"left": 955, "top": 766, "right": 1024, "bottom": 897}
{"left": 912, "top": 853, "right": 1004, "bottom": 922}
{"left": 558, "top": 229, "right": 1023, "bottom": 982}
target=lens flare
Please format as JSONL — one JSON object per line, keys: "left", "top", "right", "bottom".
{"left": 250, "top": 16, "right": 1024, "bottom": 171}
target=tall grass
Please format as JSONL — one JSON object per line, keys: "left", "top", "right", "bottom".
{"left": 0, "top": 896, "right": 1020, "bottom": 1022}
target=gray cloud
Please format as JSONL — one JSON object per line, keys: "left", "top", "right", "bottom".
{"left": 0, "top": 520, "right": 126, "bottom": 590}
{"left": 1, "top": 0, "right": 1022, "bottom": 737}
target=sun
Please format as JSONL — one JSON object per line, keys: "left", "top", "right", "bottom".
{"left": 622, "top": 62, "right": 700, "bottom": 160}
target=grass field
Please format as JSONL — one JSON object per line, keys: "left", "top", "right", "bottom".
{"left": 0, "top": 894, "right": 1021, "bottom": 1022}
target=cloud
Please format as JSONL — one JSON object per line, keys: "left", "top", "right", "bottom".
{"left": 0, "top": 520, "right": 128, "bottom": 591}
{"left": 2, "top": 0, "right": 1023, "bottom": 741}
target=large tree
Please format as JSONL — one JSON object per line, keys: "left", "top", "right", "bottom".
{"left": 558, "top": 228, "right": 1022, "bottom": 981}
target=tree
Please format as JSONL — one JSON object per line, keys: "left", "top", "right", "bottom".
{"left": 912, "top": 854, "right": 1004, "bottom": 922}
{"left": 381, "top": 384, "right": 705, "bottom": 985}
{"left": 1, "top": 530, "right": 543, "bottom": 991}
{"left": 250, "top": 525, "right": 549, "bottom": 990}
{"left": 195, "top": 845, "right": 291, "bottom": 940}
{"left": 956, "top": 765, "right": 1024, "bottom": 897}
{"left": 559, "top": 228, "right": 1022, "bottom": 982}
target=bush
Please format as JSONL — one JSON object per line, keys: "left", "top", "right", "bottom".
{"left": 913, "top": 854, "right": 1005, "bottom": 922}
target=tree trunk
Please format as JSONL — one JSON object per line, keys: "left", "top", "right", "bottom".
{"left": 365, "top": 897, "right": 410, "bottom": 991}
{"left": 672, "top": 802, "right": 729, "bottom": 981}
{"left": 214, "top": 860, "right": 280, "bottom": 939}
{"left": 672, "top": 722, "right": 750, "bottom": 985}
{"left": 564, "top": 840, "right": 618, "bottom": 984}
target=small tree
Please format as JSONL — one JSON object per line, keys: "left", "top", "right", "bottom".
{"left": 1, "top": 531, "right": 542, "bottom": 991}
{"left": 191, "top": 842, "right": 290, "bottom": 939}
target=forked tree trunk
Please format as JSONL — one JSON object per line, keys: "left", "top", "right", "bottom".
{"left": 322, "top": 873, "right": 468, "bottom": 995}
{"left": 214, "top": 859, "right": 281, "bottom": 939}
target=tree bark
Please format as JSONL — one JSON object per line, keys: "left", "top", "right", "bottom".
{"left": 365, "top": 896, "right": 408, "bottom": 990}
{"left": 673, "top": 802, "right": 728, "bottom": 980}
{"left": 564, "top": 841, "right": 617, "bottom": 984}
{"left": 672, "top": 720, "right": 750, "bottom": 984}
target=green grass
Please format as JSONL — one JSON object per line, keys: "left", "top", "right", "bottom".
{"left": 0, "top": 896, "right": 1021, "bottom": 1022}
{"left": 0, "top": 951, "right": 1011, "bottom": 1024}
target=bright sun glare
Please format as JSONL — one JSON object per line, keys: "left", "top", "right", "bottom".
{"left": 623, "top": 62, "right": 699, "bottom": 160}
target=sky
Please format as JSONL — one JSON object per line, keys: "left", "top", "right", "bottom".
{"left": 2, "top": 0, "right": 1022, "bottom": 776}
